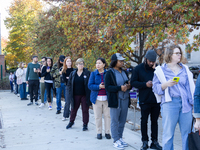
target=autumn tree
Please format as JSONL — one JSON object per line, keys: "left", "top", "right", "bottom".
{"left": 56, "top": 0, "right": 200, "bottom": 67}
{"left": 4, "top": 0, "right": 42, "bottom": 65}
{"left": 32, "top": 6, "right": 69, "bottom": 61}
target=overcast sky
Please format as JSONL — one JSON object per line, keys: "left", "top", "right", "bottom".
{"left": 0, "top": 0, "right": 13, "bottom": 38}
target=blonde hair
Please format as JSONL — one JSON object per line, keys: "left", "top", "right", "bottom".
{"left": 164, "top": 44, "right": 183, "bottom": 63}
{"left": 75, "top": 58, "right": 84, "bottom": 65}
{"left": 18, "top": 62, "right": 23, "bottom": 69}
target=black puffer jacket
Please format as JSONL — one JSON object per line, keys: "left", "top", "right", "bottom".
{"left": 105, "top": 68, "right": 131, "bottom": 108}
{"left": 67, "top": 68, "right": 91, "bottom": 109}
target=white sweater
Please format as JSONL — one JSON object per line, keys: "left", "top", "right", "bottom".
{"left": 16, "top": 68, "right": 27, "bottom": 83}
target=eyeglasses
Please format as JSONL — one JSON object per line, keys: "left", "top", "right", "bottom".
{"left": 42, "top": 61, "right": 46, "bottom": 63}
{"left": 173, "top": 52, "right": 182, "bottom": 55}
{"left": 78, "top": 63, "right": 84, "bottom": 66}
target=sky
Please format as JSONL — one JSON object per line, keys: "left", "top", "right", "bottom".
{"left": 0, "top": 0, "right": 13, "bottom": 38}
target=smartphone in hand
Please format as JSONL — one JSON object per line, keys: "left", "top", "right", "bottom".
{"left": 173, "top": 77, "right": 180, "bottom": 82}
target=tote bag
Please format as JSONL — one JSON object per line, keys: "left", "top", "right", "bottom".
{"left": 188, "top": 119, "right": 200, "bottom": 150}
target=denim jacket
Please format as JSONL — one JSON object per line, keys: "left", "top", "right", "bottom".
{"left": 193, "top": 74, "right": 200, "bottom": 118}
{"left": 88, "top": 69, "right": 107, "bottom": 104}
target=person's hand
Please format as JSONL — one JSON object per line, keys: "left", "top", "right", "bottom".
{"left": 126, "top": 82, "right": 131, "bottom": 89}
{"left": 47, "top": 69, "right": 50, "bottom": 73}
{"left": 34, "top": 68, "right": 37, "bottom": 73}
{"left": 166, "top": 79, "right": 177, "bottom": 87}
{"left": 37, "top": 68, "right": 41, "bottom": 73}
{"left": 26, "top": 81, "right": 28, "bottom": 84}
{"left": 152, "top": 63, "right": 156, "bottom": 69}
{"left": 59, "top": 71, "right": 62, "bottom": 75}
{"left": 146, "top": 81, "right": 153, "bottom": 88}
{"left": 121, "top": 85, "right": 128, "bottom": 92}
{"left": 99, "top": 82, "right": 105, "bottom": 89}
{"left": 194, "top": 118, "right": 200, "bottom": 130}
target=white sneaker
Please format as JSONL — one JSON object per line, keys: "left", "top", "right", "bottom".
{"left": 62, "top": 117, "right": 67, "bottom": 121}
{"left": 113, "top": 140, "right": 124, "bottom": 150}
{"left": 49, "top": 106, "right": 52, "bottom": 110}
{"left": 61, "top": 106, "right": 64, "bottom": 110}
{"left": 119, "top": 138, "right": 128, "bottom": 147}
{"left": 39, "top": 103, "right": 44, "bottom": 108}
{"left": 17, "top": 94, "right": 20, "bottom": 97}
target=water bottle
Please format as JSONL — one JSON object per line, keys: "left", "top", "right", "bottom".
{"left": 26, "top": 84, "right": 29, "bottom": 92}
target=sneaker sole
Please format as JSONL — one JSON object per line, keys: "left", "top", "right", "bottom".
{"left": 113, "top": 145, "right": 124, "bottom": 150}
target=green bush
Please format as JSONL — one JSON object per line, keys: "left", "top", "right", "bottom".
{"left": 7, "top": 68, "right": 17, "bottom": 73}
{"left": 0, "top": 76, "right": 10, "bottom": 90}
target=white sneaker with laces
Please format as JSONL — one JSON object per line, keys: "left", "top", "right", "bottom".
{"left": 113, "top": 140, "right": 124, "bottom": 150}
{"left": 39, "top": 103, "right": 44, "bottom": 108}
{"left": 119, "top": 138, "right": 128, "bottom": 147}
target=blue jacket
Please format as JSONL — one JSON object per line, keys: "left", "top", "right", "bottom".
{"left": 194, "top": 74, "right": 200, "bottom": 118}
{"left": 88, "top": 69, "right": 107, "bottom": 104}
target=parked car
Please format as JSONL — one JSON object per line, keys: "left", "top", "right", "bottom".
{"left": 189, "top": 66, "right": 200, "bottom": 79}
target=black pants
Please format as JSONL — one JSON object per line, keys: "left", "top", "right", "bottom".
{"left": 29, "top": 80, "right": 39, "bottom": 102}
{"left": 45, "top": 82, "right": 53, "bottom": 103}
{"left": 140, "top": 103, "right": 160, "bottom": 142}
{"left": 63, "top": 86, "right": 71, "bottom": 118}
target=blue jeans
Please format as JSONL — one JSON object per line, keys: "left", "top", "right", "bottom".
{"left": 56, "top": 83, "right": 66, "bottom": 111}
{"left": 161, "top": 97, "right": 192, "bottom": 150}
{"left": 20, "top": 83, "right": 27, "bottom": 99}
{"left": 44, "top": 89, "right": 53, "bottom": 103}
{"left": 10, "top": 81, "right": 13, "bottom": 92}
{"left": 194, "top": 74, "right": 200, "bottom": 116}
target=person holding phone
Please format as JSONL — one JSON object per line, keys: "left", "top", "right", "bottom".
{"left": 39, "top": 57, "right": 47, "bottom": 107}
{"left": 41, "top": 57, "right": 54, "bottom": 110}
{"left": 105, "top": 53, "right": 131, "bottom": 149}
{"left": 131, "top": 50, "right": 162, "bottom": 150}
{"left": 88, "top": 58, "right": 111, "bottom": 140}
{"left": 152, "top": 44, "right": 195, "bottom": 150}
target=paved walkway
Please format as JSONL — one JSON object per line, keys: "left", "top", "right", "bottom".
{"left": 0, "top": 91, "right": 182, "bottom": 150}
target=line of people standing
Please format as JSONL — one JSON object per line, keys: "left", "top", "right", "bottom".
{"left": 12, "top": 43, "right": 199, "bottom": 150}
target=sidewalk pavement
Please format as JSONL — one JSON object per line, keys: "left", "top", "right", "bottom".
{"left": 0, "top": 91, "right": 181, "bottom": 150}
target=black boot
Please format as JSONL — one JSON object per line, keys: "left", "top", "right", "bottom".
{"left": 150, "top": 140, "right": 162, "bottom": 150}
{"left": 66, "top": 122, "right": 74, "bottom": 129}
{"left": 83, "top": 124, "right": 88, "bottom": 131}
{"left": 141, "top": 141, "right": 148, "bottom": 150}
{"left": 97, "top": 134, "right": 102, "bottom": 139}
{"left": 105, "top": 134, "right": 111, "bottom": 139}
{"left": 56, "top": 110, "right": 61, "bottom": 114}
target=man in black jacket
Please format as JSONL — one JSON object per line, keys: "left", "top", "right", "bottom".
{"left": 131, "top": 50, "right": 162, "bottom": 150}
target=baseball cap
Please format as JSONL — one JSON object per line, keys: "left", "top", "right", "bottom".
{"left": 59, "top": 55, "right": 65, "bottom": 62}
{"left": 111, "top": 53, "right": 125, "bottom": 61}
